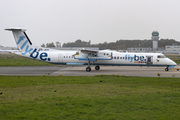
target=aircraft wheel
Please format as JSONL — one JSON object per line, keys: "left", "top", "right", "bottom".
{"left": 95, "top": 66, "right": 100, "bottom": 70}
{"left": 86, "top": 67, "right": 91, "bottom": 72}
{"left": 165, "top": 68, "right": 169, "bottom": 71}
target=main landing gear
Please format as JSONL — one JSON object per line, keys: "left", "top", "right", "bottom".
{"left": 95, "top": 65, "right": 100, "bottom": 70}
{"left": 86, "top": 67, "right": 91, "bottom": 72}
{"left": 86, "top": 61, "right": 100, "bottom": 72}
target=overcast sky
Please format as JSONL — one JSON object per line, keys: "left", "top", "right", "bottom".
{"left": 1, "top": 0, "right": 180, "bottom": 47}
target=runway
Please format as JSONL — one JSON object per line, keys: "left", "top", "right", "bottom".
{"left": 0, "top": 65, "right": 180, "bottom": 77}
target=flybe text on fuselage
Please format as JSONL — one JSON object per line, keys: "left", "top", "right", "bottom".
{"left": 30, "top": 48, "right": 51, "bottom": 61}
{"left": 17, "top": 35, "right": 51, "bottom": 61}
{"left": 125, "top": 54, "right": 146, "bottom": 63}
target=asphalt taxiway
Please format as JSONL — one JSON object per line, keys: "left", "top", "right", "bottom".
{"left": 0, "top": 65, "right": 180, "bottom": 77}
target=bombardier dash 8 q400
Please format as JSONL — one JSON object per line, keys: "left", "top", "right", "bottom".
{"left": 5, "top": 27, "right": 177, "bottom": 72}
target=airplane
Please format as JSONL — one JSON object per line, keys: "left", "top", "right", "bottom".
{"left": 5, "top": 27, "right": 177, "bottom": 72}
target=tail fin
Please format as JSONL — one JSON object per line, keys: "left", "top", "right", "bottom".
{"left": 5, "top": 27, "right": 34, "bottom": 55}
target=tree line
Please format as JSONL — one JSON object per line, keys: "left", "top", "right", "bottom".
{"left": 41, "top": 39, "right": 180, "bottom": 50}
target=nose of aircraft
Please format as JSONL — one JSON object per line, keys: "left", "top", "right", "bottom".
{"left": 170, "top": 60, "right": 177, "bottom": 66}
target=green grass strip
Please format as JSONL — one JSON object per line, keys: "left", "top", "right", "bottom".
{"left": 0, "top": 54, "right": 53, "bottom": 66}
{"left": 0, "top": 76, "right": 180, "bottom": 119}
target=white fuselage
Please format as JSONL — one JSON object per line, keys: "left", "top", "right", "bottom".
{"left": 16, "top": 49, "right": 177, "bottom": 67}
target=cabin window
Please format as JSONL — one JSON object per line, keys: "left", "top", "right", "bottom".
{"left": 64, "top": 56, "right": 65, "bottom": 58}
{"left": 123, "top": 57, "right": 124, "bottom": 59}
{"left": 120, "top": 57, "right": 122, "bottom": 59}
{"left": 66, "top": 56, "right": 68, "bottom": 58}
{"left": 125, "top": 57, "right": 127, "bottom": 59}
{"left": 128, "top": 57, "right": 130, "bottom": 59}
{"left": 69, "top": 56, "right": 70, "bottom": 58}
{"left": 117, "top": 57, "right": 119, "bottom": 59}
{"left": 131, "top": 57, "right": 133, "bottom": 59}
{"left": 114, "top": 57, "right": 116, "bottom": 59}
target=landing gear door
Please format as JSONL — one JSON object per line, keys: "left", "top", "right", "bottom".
{"left": 146, "top": 56, "right": 153, "bottom": 65}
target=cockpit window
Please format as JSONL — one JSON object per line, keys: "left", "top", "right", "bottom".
{"left": 157, "top": 55, "right": 166, "bottom": 58}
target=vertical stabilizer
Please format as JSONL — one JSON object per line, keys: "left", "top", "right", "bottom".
{"left": 5, "top": 28, "right": 34, "bottom": 55}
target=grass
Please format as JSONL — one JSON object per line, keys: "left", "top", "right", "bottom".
{"left": 0, "top": 54, "right": 53, "bottom": 66}
{"left": 0, "top": 75, "right": 180, "bottom": 119}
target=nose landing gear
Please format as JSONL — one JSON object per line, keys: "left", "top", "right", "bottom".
{"left": 165, "top": 67, "right": 169, "bottom": 71}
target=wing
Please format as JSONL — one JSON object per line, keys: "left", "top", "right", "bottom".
{"left": 80, "top": 48, "right": 98, "bottom": 53}
{"left": 74, "top": 49, "right": 112, "bottom": 61}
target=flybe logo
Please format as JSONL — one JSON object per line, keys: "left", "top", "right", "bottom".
{"left": 17, "top": 35, "right": 33, "bottom": 55}
{"left": 30, "top": 48, "right": 51, "bottom": 61}
{"left": 125, "top": 54, "right": 146, "bottom": 63}
{"left": 17, "top": 35, "right": 51, "bottom": 61}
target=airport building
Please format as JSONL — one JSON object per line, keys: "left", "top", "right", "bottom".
{"left": 127, "top": 31, "right": 164, "bottom": 53}
{"left": 163, "top": 44, "right": 180, "bottom": 54}
{"left": 127, "top": 47, "right": 152, "bottom": 52}
{"left": 152, "top": 31, "right": 159, "bottom": 51}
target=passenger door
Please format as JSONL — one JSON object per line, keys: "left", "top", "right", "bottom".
{"left": 146, "top": 56, "right": 153, "bottom": 65}
{"left": 58, "top": 54, "right": 63, "bottom": 63}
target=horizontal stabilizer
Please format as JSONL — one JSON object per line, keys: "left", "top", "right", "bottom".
{"left": 5, "top": 27, "right": 26, "bottom": 32}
